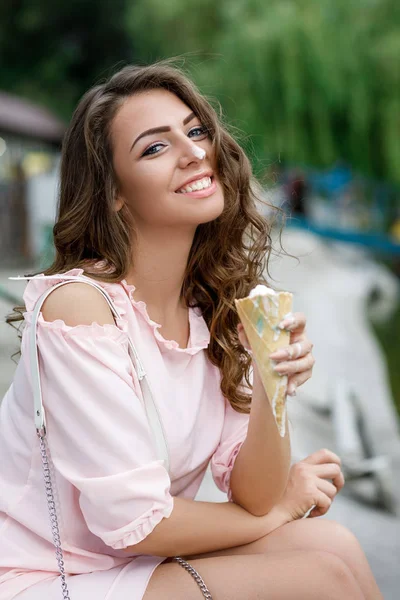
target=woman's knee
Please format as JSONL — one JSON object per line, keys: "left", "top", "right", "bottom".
{"left": 312, "top": 551, "right": 364, "bottom": 599}
{"left": 300, "top": 519, "right": 363, "bottom": 559}
{"left": 277, "top": 518, "right": 362, "bottom": 557}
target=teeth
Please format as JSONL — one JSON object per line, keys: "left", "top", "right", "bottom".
{"left": 178, "top": 176, "right": 212, "bottom": 193}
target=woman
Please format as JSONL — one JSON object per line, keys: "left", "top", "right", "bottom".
{"left": 0, "top": 60, "right": 381, "bottom": 599}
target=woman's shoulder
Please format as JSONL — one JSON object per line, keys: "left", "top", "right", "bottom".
{"left": 21, "top": 263, "right": 125, "bottom": 312}
{"left": 19, "top": 266, "right": 130, "bottom": 341}
{"left": 41, "top": 280, "right": 115, "bottom": 327}
{"left": 20, "top": 262, "right": 131, "bottom": 324}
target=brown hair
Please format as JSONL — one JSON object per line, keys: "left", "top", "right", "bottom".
{"left": 8, "top": 58, "right": 275, "bottom": 413}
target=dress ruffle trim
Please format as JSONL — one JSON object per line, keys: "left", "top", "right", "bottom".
{"left": 223, "top": 441, "right": 245, "bottom": 502}
{"left": 24, "top": 312, "right": 129, "bottom": 342}
{"left": 97, "top": 261, "right": 211, "bottom": 355}
{"left": 122, "top": 279, "right": 210, "bottom": 355}
{"left": 104, "top": 499, "right": 174, "bottom": 550}
{"left": 20, "top": 263, "right": 211, "bottom": 355}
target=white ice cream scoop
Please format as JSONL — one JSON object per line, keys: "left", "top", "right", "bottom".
{"left": 192, "top": 147, "right": 206, "bottom": 160}
{"left": 249, "top": 284, "right": 276, "bottom": 298}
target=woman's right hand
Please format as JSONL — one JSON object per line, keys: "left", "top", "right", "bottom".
{"left": 271, "top": 448, "right": 345, "bottom": 523}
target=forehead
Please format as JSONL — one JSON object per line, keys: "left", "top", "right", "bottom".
{"left": 113, "top": 88, "right": 193, "bottom": 135}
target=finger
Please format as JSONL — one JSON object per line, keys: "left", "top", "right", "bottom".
{"left": 273, "top": 353, "right": 315, "bottom": 375}
{"left": 314, "top": 463, "right": 341, "bottom": 479}
{"left": 288, "top": 330, "right": 308, "bottom": 344}
{"left": 308, "top": 491, "right": 332, "bottom": 518}
{"left": 314, "top": 464, "right": 345, "bottom": 493}
{"left": 278, "top": 312, "right": 306, "bottom": 333}
{"left": 286, "top": 369, "right": 313, "bottom": 395}
{"left": 288, "top": 370, "right": 313, "bottom": 389}
{"left": 302, "top": 448, "right": 342, "bottom": 467}
{"left": 330, "top": 468, "right": 345, "bottom": 493}
{"left": 270, "top": 339, "right": 313, "bottom": 361}
{"left": 316, "top": 479, "right": 338, "bottom": 500}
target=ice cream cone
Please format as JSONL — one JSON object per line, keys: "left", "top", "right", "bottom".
{"left": 235, "top": 287, "right": 293, "bottom": 437}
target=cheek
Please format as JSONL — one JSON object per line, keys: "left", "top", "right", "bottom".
{"left": 118, "top": 161, "right": 170, "bottom": 218}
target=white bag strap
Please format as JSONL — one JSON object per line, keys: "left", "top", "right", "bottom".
{"left": 15, "top": 275, "right": 170, "bottom": 472}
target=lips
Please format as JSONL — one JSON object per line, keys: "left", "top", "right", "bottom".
{"left": 175, "top": 171, "right": 214, "bottom": 193}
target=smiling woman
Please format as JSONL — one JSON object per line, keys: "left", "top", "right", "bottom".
{"left": 13, "top": 59, "right": 273, "bottom": 415}
{"left": 1, "top": 58, "right": 381, "bottom": 600}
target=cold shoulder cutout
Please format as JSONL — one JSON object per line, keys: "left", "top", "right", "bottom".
{"left": 41, "top": 281, "right": 116, "bottom": 327}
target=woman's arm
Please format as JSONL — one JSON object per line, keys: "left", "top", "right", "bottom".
{"left": 229, "top": 363, "right": 291, "bottom": 517}
{"left": 229, "top": 314, "right": 315, "bottom": 517}
{"left": 128, "top": 448, "right": 345, "bottom": 558}
{"left": 125, "top": 496, "right": 286, "bottom": 557}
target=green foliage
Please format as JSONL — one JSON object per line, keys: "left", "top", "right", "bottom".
{"left": 126, "top": 0, "right": 400, "bottom": 184}
{"left": 0, "top": 0, "right": 399, "bottom": 184}
{"left": 0, "top": 0, "right": 133, "bottom": 119}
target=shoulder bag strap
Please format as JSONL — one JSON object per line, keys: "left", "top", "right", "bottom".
{"left": 14, "top": 275, "right": 214, "bottom": 600}
{"left": 29, "top": 276, "right": 170, "bottom": 470}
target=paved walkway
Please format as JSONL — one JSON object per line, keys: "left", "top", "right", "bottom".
{"left": 1, "top": 268, "right": 399, "bottom": 599}
{"left": 0, "top": 269, "right": 27, "bottom": 395}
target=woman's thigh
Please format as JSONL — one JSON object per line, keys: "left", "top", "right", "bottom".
{"left": 186, "top": 518, "right": 362, "bottom": 562}
{"left": 143, "top": 550, "right": 364, "bottom": 600}
{"left": 183, "top": 518, "right": 381, "bottom": 599}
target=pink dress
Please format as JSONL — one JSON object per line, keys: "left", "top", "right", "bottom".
{"left": 0, "top": 269, "right": 250, "bottom": 600}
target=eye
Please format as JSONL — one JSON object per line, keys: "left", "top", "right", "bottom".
{"left": 142, "top": 143, "right": 165, "bottom": 157}
{"left": 188, "top": 125, "right": 209, "bottom": 138}
{"left": 141, "top": 125, "right": 209, "bottom": 157}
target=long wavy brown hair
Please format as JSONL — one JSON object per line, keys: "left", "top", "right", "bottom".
{"left": 8, "top": 58, "right": 276, "bottom": 413}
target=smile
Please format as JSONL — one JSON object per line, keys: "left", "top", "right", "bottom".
{"left": 176, "top": 176, "right": 213, "bottom": 194}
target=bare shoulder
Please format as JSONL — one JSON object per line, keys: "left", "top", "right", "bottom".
{"left": 41, "top": 282, "right": 114, "bottom": 327}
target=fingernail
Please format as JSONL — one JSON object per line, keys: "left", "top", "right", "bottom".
{"left": 273, "top": 363, "right": 288, "bottom": 373}
{"left": 287, "top": 386, "right": 297, "bottom": 396}
{"left": 279, "top": 315, "right": 295, "bottom": 330}
{"left": 269, "top": 349, "right": 287, "bottom": 360}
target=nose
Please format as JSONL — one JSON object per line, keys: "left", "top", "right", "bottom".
{"left": 177, "top": 137, "right": 206, "bottom": 168}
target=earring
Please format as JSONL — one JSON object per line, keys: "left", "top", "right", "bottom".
{"left": 192, "top": 147, "right": 206, "bottom": 160}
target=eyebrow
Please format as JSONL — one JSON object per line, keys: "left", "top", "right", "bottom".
{"left": 130, "top": 112, "right": 197, "bottom": 152}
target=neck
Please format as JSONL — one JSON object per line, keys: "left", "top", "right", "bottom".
{"left": 125, "top": 225, "right": 196, "bottom": 320}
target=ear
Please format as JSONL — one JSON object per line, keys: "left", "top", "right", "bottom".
{"left": 114, "top": 195, "right": 124, "bottom": 212}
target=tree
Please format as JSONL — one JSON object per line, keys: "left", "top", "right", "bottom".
{"left": 0, "top": 0, "right": 133, "bottom": 119}
{"left": 126, "top": 0, "right": 400, "bottom": 184}
{"left": 1, "top": 0, "right": 399, "bottom": 185}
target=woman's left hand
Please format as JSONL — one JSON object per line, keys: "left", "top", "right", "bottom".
{"left": 274, "top": 448, "right": 345, "bottom": 522}
{"left": 269, "top": 312, "right": 315, "bottom": 397}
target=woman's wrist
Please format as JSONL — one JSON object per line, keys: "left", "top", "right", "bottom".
{"left": 257, "top": 503, "right": 291, "bottom": 536}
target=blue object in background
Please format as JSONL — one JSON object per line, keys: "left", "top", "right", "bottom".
{"left": 289, "top": 216, "right": 400, "bottom": 256}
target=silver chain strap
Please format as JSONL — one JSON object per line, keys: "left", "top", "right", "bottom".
{"left": 38, "top": 431, "right": 71, "bottom": 600}
{"left": 33, "top": 280, "right": 212, "bottom": 599}
{"left": 38, "top": 430, "right": 214, "bottom": 600}
{"left": 172, "top": 557, "right": 214, "bottom": 599}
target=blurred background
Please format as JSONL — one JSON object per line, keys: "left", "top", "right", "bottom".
{"left": 0, "top": 0, "right": 399, "bottom": 597}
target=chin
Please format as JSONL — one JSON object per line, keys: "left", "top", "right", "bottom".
{"left": 195, "top": 196, "right": 225, "bottom": 225}
{"left": 197, "top": 209, "right": 224, "bottom": 225}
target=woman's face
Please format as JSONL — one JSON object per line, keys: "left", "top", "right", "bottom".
{"left": 111, "top": 88, "right": 225, "bottom": 230}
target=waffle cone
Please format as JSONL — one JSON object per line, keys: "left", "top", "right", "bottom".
{"left": 235, "top": 291, "right": 293, "bottom": 436}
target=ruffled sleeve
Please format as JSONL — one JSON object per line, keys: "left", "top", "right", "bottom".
{"left": 23, "top": 315, "right": 174, "bottom": 550}
{"left": 210, "top": 397, "right": 250, "bottom": 501}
